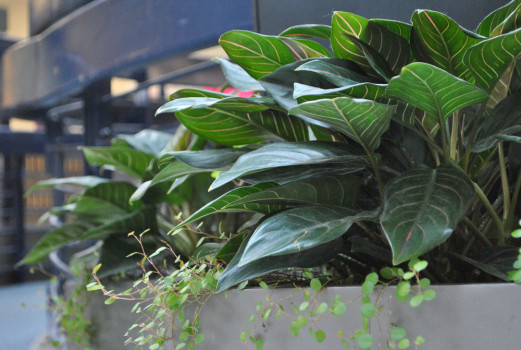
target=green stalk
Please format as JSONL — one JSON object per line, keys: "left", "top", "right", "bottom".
{"left": 505, "top": 170, "right": 521, "bottom": 234}
{"left": 463, "top": 102, "right": 488, "bottom": 171}
{"left": 437, "top": 110, "right": 450, "bottom": 161}
{"left": 472, "top": 182, "right": 505, "bottom": 245}
{"left": 497, "top": 142, "right": 510, "bottom": 220}
{"left": 450, "top": 111, "right": 460, "bottom": 161}
{"left": 367, "top": 151, "right": 385, "bottom": 205}
{"left": 462, "top": 217, "right": 493, "bottom": 247}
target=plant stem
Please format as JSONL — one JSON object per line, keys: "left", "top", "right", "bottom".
{"left": 450, "top": 111, "right": 460, "bottom": 161}
{"left": 463, "top": 102, "right": 487, "bottom": 171}
{"left": 472, "top": 182, "right": 505, "bottom": 245}
{"left": 367, "top": 151, "right": 385, "bottom": 204}
{"left": 498, "top": 142, "right": 510, "bottom": 220}
{"left": 462, "top": 217, "right": 493, "bottom": 247}
{"left": 505, "top": 170, "right": 521, "bottom": 234}
{"left": 437, "top": 111, "right": 451, "bottom": 161}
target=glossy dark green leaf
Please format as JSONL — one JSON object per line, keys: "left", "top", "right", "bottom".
{"left": 19, "top": 221, "right": 94, "bottom": 265}
{"left": 294, "top": 60, "right": 369, "bottom": 87}
{"left": 473, "top": 90, "right": 521, "bottom": 152}
{"left": 192, "top": 243, "right": 225, "bottom": 261}
{"left": 215, "top": 233, "right": 246, "bottom": 264}
{"left": 381, "top": 164, "right": 474, "bottom": 264}
{"left": 81, "top": 147, "right": 153, "bottom": 179}
{"left": 150, "top": 161, "right": 213, "bottom": 188}
{"left": 219, "top": 30, "right": 296, "bottom": 79}
{"left": 372, "top": 19, "right": 412, "bottom": 42}
{"left": 113, "top": 129, "right": 172, "bottom": 156}
{"left": 20, "top": 204, "right": 157, "bottom": 266}
{"left": 26, "top": 176, "right": 110, "bottom": 195}
{"left": 411, "top": 10, "right": 481, "bottom": 81}
{"left": 210, "top": 141, "right": 363, "bottom": 189}
{"left": 232, "top": 175, "right": 361, "bottom": 208}
{"left": 157, "top": 96, "right": 308, "bottom": 145}
{"left": 216, "top": 236, "right": 344, "bottom": 292}
{"left": 353, "top": 21, "right": 410, "bottom": 76}
{"left": 290, "top": 97, "right": 394, "bottom": 150}
{"left": 464, "top": 28, "right": 521, "bottom": 92}
{"left": 387, "top": 62, "right": 489, "bottom": 134}
{"left": 349, "top": 236, "right": 392, "bottom": 263}
{"left": 158, "top": 148, "right": 251, "bottom": 169}
{"left": 279, "top": 24, "right": 332, "bottom": 40}
{"left": 173, "top": 183, "right": 281, "bottom": 230}
{"left": 347, "top": 35, "right": 395, "bottom": 81}
{"left": 238, "top": 206, "right": 378, "bottom": 265}
{"left": 294, "top": 83, "right": 387, "bottom": 103}
{"left": 331, "top": 11, "right": 372, "bottom": 72}
{"left": 258, "top": 58, "right": 345, "bottom": 111}
{"left": 279, "top": 37, "right": 331, "bottom": 59}
{"left": 213, "top": 57, "right": 265, "bottom": 91}
{"left": 477, "top": 0, "right": 521, "bottom": 37}
{"left": 81, "top": 205, "right": 158, "bottom": 241}
{"left": 450, "top": 247, "right": 519, "bottom": 281}
{"left": 489, "top": 3, "right": 521, "bottom": 37}
{"left": 240, "top": 159, "right": 365, "bottom": 186}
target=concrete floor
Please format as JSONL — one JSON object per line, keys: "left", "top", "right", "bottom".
{"left": 0, "top": 281, "right": 48, "bottom": 350}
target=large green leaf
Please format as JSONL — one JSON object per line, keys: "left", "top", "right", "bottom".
{"left": 156, "top": 97, "right": 308, "bottom": 145}
{"left": 212, "top": 57, "right": 265, "bottom": 91}
{"left": 149, "top": 161, "right": 213, "bottom": 191}
{"left": 331, "top": 11, "right": 372, "bottom": 71}
{"left": 258, "top": 58, "right": 348, "bottom": 111}
{"left": 219, "top": 30, "right": 296, "bottom": 79}
{"left": 473, "top": 90, "right": 521, "bottom": 152}
{"left": 26, "top": 176, "right": 110, "bottom": 195}
{"left": 81, "top": 205, "right": 158, "bottom": 240}
{"left": 294, "top": 83, "right": 387, "bottom": 102}
{"left": 477, "top": 0, "right": 521, "bottom": 37}
{"left": 381, "top": 164, "right": 474, "bottom": 265}
{"left": 294, "top": 60, "right": 369, "bottom": 87}
{"left": 158, "top": 148, "right": 252, "bottom": 169}
{"left": 172, "top": 183, "right": 280, "bottom": 230}
{"left": 463, "top": 28, "right": 521, "bottom": 92}
{"left": 289, "top": 97, "right": 394, "bottom": 150}
{"left": 216, "top": 236, "right": 344, "bottom": 292}
{"left": 353, "top": 21, "right": 410, "bottom": 76}
{"left": 71, "top": 182, "right": 140, "bottom": 224}
{"left": 279, "top": 24, "right": 332, "bottom": 40}
{"left": 372, "top": 19, "right": 412, "bottom": 42}
{"left": 450, "top": 247, "right": 519, "bottom": 281}
{"left": 411, "top": 10, "right": 481, "bottom": 81}
{"left": 332, "top": 13, "right": 410, "bottom": 78}
{"left": 279, "top": 37, "right": 331, "bottom": 58}
{"left": 386, "top": 62, "right": 489, "bottom": 134}
{"left": 238, "top": 206, "right": 378, "bottom": 266}
{"left": 210, "top": 141, "right": 365, "bottom": 190}
{"left": 240, "top": 160, "right": 365, "bottom": 186}
{"left": 81, "top": 147, "right": 153, "bottom": 179}
{"left": 18, "top": 221, "right": 94, "bottom": 265}
{"left": 112, "top": 129, "right": 172, "bottom": 156}
{"left": 232, "top": 175, "right": 361, "bottom": 208}
{"left": 20, "top": 204, "right": 157, "bottom": 265}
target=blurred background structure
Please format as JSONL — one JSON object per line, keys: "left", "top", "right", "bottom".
{"left": 0, "top": 0, "right": 253, "bottom": 285}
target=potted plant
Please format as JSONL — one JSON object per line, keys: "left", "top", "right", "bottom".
{"left": 23, "top": 1, "right": 521, "bottom": 349}
{"left": 147, "top": 0, "right": 521, "bottom": 348}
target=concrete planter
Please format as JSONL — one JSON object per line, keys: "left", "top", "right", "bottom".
{"left": 80, "top": 282, "right": 521, "bottom": 349}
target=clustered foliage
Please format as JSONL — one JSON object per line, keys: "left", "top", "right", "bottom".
{"left": 152, "top": 0, "right": 521, "bottom": 290}
{"left": 23, "top": 0, "right": 521, "bottom": 290}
